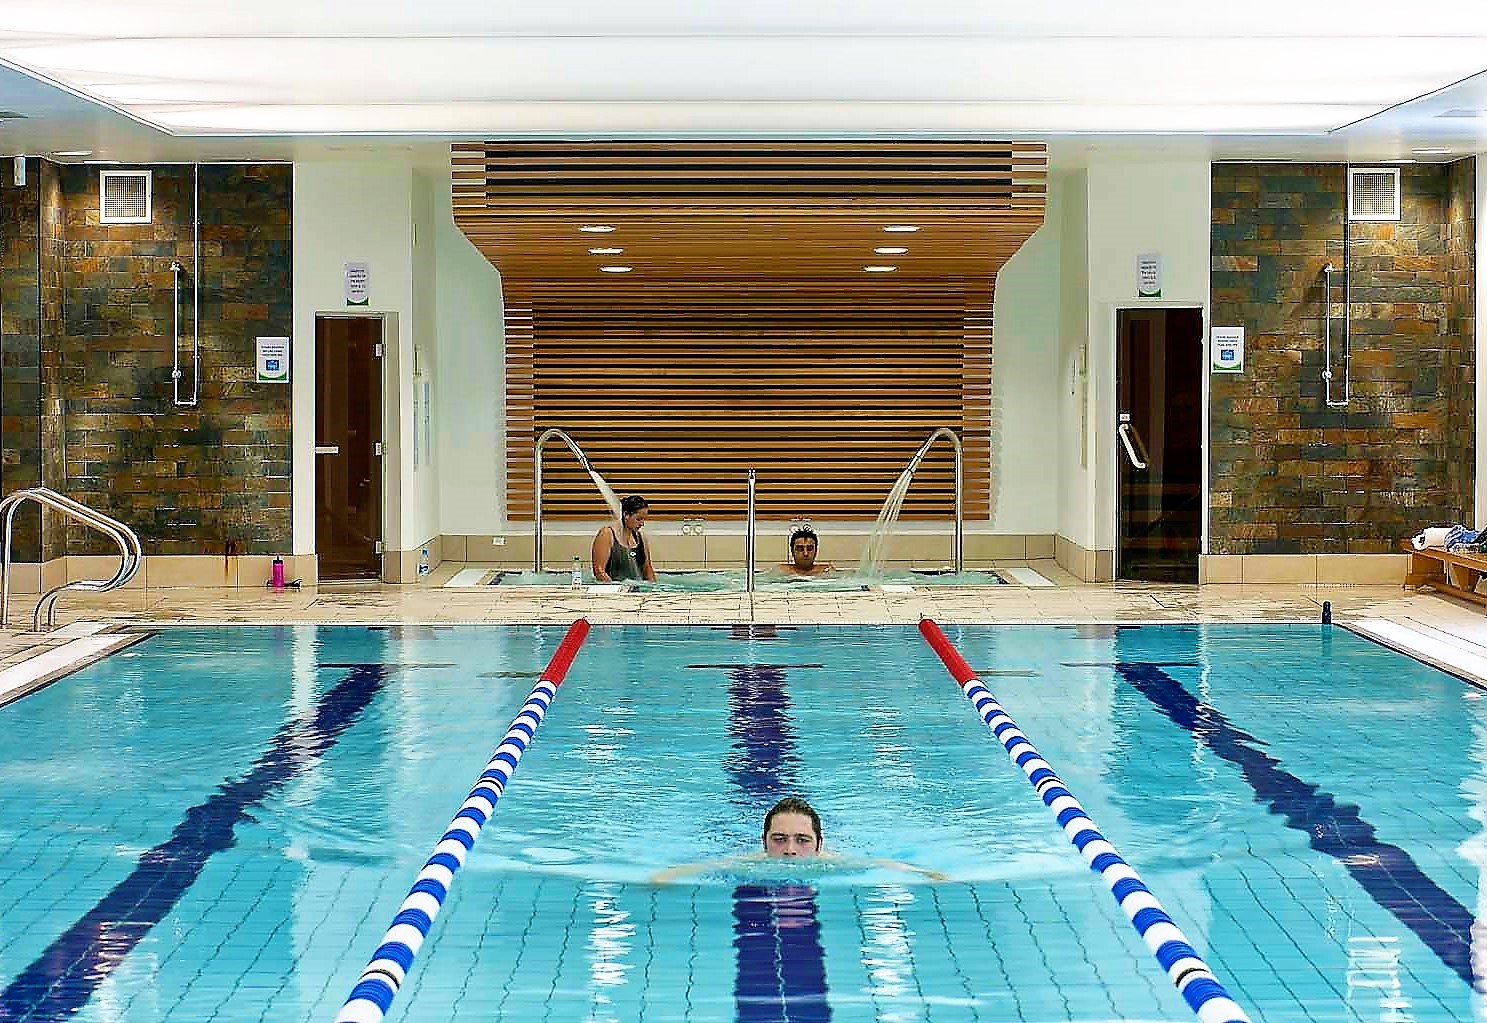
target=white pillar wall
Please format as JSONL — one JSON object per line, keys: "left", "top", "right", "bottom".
{"left": 1476, "top": 159, "right": 1487, "bottom": 528}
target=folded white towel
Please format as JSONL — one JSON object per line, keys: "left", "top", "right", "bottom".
{"left": 1413, "top": 526, "right": 1456, "bottom": 550}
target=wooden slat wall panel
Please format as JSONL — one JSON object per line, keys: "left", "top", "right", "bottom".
{"left": 504, "top": 287, "right": 987, "bottom": 521}
{"left": 459, "top": 141, "right": 1047, "bottom": 523}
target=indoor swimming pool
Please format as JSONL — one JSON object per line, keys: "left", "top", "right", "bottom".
{"left": 0, "top": 623, "right": 1480, "bottom": 1022}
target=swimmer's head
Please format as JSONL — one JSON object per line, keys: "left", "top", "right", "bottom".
{"left": 762, "top": 797, "right": 822, "bottom": 858}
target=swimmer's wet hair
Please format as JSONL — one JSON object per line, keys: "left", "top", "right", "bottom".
{"left": 763, "top": 796, "right": 822, "bottom": 847}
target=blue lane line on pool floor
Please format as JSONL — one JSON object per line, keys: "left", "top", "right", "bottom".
{"left": 723, "top": 659, "right": 832, "bottom": 1023}
{"left": 1116, "top": 661, "right": 1478, "bottom": 989}
{"left": 0, "top": 663, "right": 389, "bottom": 1023}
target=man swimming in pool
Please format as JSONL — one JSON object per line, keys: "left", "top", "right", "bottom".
{"left": 779, "top": 526, "right": 836, "bottom": 576}
{"left": 651, "top": 797, "right": 944, "bottom": 882}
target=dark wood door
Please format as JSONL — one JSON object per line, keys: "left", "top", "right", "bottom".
{"left": 1117, "top": 308, "right": 1204, "bottom": 583}
{"left": 316, "top": 317, "right": 382, "bottom": 579}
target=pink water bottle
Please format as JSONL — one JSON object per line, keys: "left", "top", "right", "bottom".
{"left": 271, "top": 556, "right": 285, "bottom": 589}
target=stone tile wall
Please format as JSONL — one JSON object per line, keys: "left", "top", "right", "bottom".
{"left": 1210, "top": 161, "right": 1475, "bottom": 554}
{"left": 39, "top": 160, "right": 65, "bottom": 561}
{"left": 0, "top": 162, "right": 292, "bottom": 559}
{"left": 57, "top": 164, "right": 293, "bottom": 555}
{"left": 0, "top": 168, "right": 43, "bottom": 560}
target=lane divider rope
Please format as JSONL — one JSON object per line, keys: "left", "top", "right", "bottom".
{"left": 334, "top": 618, "right": 592, "bottom": 1023}
{"left": 917, "top": 618, "right": 1252, "bottom": 1023}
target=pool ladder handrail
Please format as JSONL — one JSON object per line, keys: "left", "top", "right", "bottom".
{"left": 0, "top": 488, "right": 142, "bottom": 632}
{"left": 533, "top": 428, "right": 596, "bottom": 573}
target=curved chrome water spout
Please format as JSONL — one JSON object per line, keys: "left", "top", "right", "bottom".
{"left": 533, "top": 428, "right": 594, "bottom": 572}
{"left": 865, "top": 427, "right": 964, "bottom": 573}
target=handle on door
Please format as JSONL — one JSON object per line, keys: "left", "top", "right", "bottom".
{"left": 314, "top": 445, "right": 341, "bottom": 455}
{"left": 1117, "top": 423, "right": 1147, "bottom": 470}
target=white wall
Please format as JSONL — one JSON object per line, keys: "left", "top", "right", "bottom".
{"left": 292, "top": 159, "right": 414, "bottom": 554}
{"left": 429, "top": 174, "right": 505, "bottom": 534}
{"left": 410, "top": 170, "right": 440, "bottom": 550}
{"left": 1057, "top": 171, "right": 1092, "bottom": 546}
{"left": 1082, "top": 159, "right": 1212, "bottom": 553}
{"left": 990, "top": 197, "right": 1062, "bottom": 532}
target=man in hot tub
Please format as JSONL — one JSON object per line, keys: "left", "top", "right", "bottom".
{"left": 779, "top": 526, "right": 837, "bottom": 576}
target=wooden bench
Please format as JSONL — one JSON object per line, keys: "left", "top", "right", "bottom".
{"left": 1402, "top": 540, "right": 1487, "bottom": 609}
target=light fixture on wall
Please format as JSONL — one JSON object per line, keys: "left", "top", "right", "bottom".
{"left": 580, "top": 224, "right": 616, "bottom": 233}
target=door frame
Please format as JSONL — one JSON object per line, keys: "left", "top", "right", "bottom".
{"left": 1107, "top": 303, "right": 1209, "bottom": 573}
{"left": 313, "top": 312, "right": 389, "bottom": 580}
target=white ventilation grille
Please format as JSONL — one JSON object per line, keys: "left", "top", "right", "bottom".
{"left": 1348, "top": 167, "right": 1400, "bottom": 222}
{"left": 100, "top": 170, "right": 152, "bottom": 224}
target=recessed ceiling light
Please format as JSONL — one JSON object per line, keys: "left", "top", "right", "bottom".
{"left": 875, "top": 246, "right": 909, "bottom": 255}
{"left": 588, "top": 247, "right": 624, "bottom": 255}
{"left": 580, "top": 224, "right": 616, "bottom": 233}
{"left": 599, "top": 265, "right": 633, "bottom": 273}
{"left": 1410, "top": 148, "right": 1453, "bottom": 155}
{"left": 863, "top": 265, "right": 897, "bottom": 273}
{"left": 50, "top": 149, "right": 92, "bottom": 157}
{"left": 883, "top": 225, "right": 919, "bottom": 233}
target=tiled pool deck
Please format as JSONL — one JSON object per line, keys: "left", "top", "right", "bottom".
{"left": 2, "top": 557, "right": 1486, "bottom": 686}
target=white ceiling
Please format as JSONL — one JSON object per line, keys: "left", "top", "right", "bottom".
{"left": 0, "top": 1, "right": 1485, "bottom": 165}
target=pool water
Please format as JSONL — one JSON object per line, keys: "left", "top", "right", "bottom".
{"left": 0, "top": 624, "right": 1482, "bottom": 1022}
{"left": 490, "top": 568, "right": 1006, "bottom": 591}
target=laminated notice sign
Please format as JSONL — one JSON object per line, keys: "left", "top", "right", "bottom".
{"left": 1137, "top": 253, "right": 1162, "bottom": 298}
{"left": 344, "top": 261, "right": 370, "bottom": 306}
{"left": 256, "top": 337, "right": 290, "bottom": 383}
{"left": 1211, "top": 326, "right": 1244, "bottom": 373}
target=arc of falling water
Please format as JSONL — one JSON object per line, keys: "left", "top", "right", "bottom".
{"left": 858, "top": 427, "right": 963, "bottom": 576}
{"left": 534, "top": 428, "right": 623, "bottom": 572}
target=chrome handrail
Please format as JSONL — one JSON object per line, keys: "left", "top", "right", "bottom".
{"left": 533, "top": 428, "right": 598, "bottom": 572}
{"left": 0, "top": 488, "right": 142, "bottom": 631}
{"left": 745, "top": 469, "right": 757, "bottom": 593}
{"left": 918, "top": 427, "right": 964, "bottom": 573}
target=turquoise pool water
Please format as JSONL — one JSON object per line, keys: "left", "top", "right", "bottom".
{"left": 493, "top": 568, "right": 1006, "bottom": 591}
{"left": 0, "top": 624, "right": 1481, "bottom": 1021}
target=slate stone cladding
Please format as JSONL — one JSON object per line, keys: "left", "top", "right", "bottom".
{"left": 0, "top": 161, "right": 291, "bottom": 559}
{"left": 1210, "top": 161, "right": 1475, "bottom": 555}
{"left": 0, "top": 167, "right": 43, "bottom": 560}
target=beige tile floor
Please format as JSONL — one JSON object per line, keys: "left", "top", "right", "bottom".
{"left": 3, "top": 558, "right": 1486, "bottom": 661}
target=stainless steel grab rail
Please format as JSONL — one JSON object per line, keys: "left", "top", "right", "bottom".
{"left": 0, "top": 488, "right": 142, "bottom": 631}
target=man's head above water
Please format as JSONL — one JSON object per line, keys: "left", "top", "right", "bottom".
{"left": 762, "top": 796, "right": 823, "bottom": 858}
{"left": 786, "top": 527, "right": 821, "bottom": 574}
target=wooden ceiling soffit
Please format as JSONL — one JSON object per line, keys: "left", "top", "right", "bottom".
{"left": 453, "top": 140, "right": 1047, "bottom": 285}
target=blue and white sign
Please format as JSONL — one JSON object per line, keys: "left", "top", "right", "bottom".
{"left": 1211, "top": 326, "right": 1244, "bottom": 374}
{"left": 256, "top": 336, "right": 290, "bottom": 383}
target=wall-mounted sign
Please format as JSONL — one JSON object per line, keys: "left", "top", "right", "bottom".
{"left": 1211, "top": 326, "right": 1244, "bottom": 373}
{"left": 344, "top": 261, "right": 370, "bottom": 306}
{"left": 1136, "top": 252, "right": 1162, "bottom": 298}
{"left": 256, "top": 337, "right": 290, "bottom": 383}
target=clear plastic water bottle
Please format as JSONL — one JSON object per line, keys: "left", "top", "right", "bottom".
{"left": 418, "top": 547, "right": 430, "bottom": 577}
{"left": 570, "top": 556, "right": 583, "bottom": 587}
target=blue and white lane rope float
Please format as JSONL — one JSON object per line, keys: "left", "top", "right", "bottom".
{"left": 918, "top": 618, "right": 1252, "bottom": 1023}
{"left": 334, "top": 618, "right": 592, "bottom": 1023}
